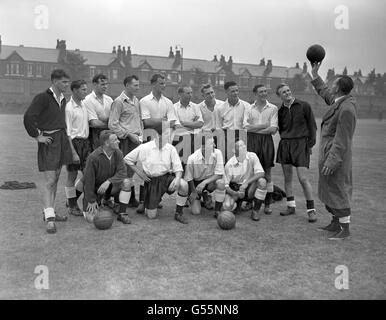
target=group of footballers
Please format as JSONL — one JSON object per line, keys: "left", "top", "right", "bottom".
{"left": 23, "top": 63, "right": 356, "bottom": 241}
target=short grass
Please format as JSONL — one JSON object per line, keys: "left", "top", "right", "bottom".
{"left": 0, "top": 115, "right": 385, "bottom": 299}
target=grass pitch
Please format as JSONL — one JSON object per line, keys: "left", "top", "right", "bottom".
{"left": 0, "top": 115, "right": 385, "bottom": 299}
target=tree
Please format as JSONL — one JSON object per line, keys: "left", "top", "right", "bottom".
{"left": 59, "top": 51, "right": 88, "bottom": 80}
{"left": 291, "top": 74, "right": 307, "bottom": 93}
{"left": 342, "top": 66, "right": 348, "bottom": 75}
{"left": 191, "top": 67, "right": 207, "bottom": 86}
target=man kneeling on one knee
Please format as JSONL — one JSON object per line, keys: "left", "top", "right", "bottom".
{"left": 123, "top": 128, "right": 189, "bottom": 224}
{"left": 81, "top": 130, "right": 132, "bottom": 224}
{"left": 185, "top": 136, "right": 226, "bottom": 218}
{"left": 223, "top": 140, "right": 267, "bottom": 221}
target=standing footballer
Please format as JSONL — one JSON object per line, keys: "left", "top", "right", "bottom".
{"left": 23, "top": 69, "right": 73, "bottom": 234}
{"left": 64, "top": 80, "right": 91, "bottom": 216}
{"left": 276, "top": 83, "right": 318, "bottom": 222}
{"left": 244, "top": 84, "right": 278, "bottom": 215}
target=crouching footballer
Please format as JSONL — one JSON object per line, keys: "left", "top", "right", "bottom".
{"left": 223, "top": 140, "right": 267, "bottom": 221}
{"left": 123, "top": 128, "right": 190, "bottom": 224}
{"left": 80, "top": 130, "right": 133, "bottom": 224}
{"left": 184, "top": 136, "right": 226, "bottom": 218}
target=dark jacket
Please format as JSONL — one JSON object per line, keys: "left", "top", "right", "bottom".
{"left": 278, "top": 98, "right": 317, "bottom": 148}
{"left": 24, "top": 89, "right": 67, "bottom": 137}
{"left": 311, "top": 77, "right": 357, "bottom": 209}
{"left": 83, "top": 147, "right": 127, "bottom": 203}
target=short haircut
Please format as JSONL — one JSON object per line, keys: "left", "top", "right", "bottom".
{"left": 92, "top": 73, "right": 108, "bottom": 84}
{"left": 123, "top": 75, "right": 139, "bottom": 87}
{"left": 99, "top": 130, "right": 114, "bottom": 145}
{"left": 253, "top": 84, "right": 265, "bottom": 93}
{"left": 276, "top": 83, "right": 289, "bottom": 96}
{"left": 150, "top": 73, "right": 165, "bottom": 84}
{"left": 177, "top": 84, "right": 191, "bottom": 94}
{"left": 200, "top": 83, "right": 213, "bottom": 93}
{"left": 224, "top": 81, "right": 237, "bottom": 91}
{"left": 51, "top": 69, "right": 69, "bottom": 81}
{"left": 336, "top": 75, "right": 354, "bottom": 94}
{"left": 70, "top": 79, "right": 87, "bottom": 91}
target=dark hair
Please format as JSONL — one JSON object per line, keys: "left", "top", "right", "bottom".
{"left": 123, "top": 75, "right": 139, "bottom": 86}
{"left": 200, "top": 83, "right": 213, "bottom": 93}
{"left": 336, "top": 75, "right": 354, "bottom": 94}
{"left": 276, "top": 83, "right": 289, "bottom": 96}
{"left": 92, "top": 73, "right": 108, "bottom": 84}
{"left": 253, "top": 84, "right": 265, "bottom": 93}
{"left": 70, "top": 79, "right": 87, "bottom": 91}
{"left": 51, "top": 69, "right": 69, "bottom": 81}
{"left": 150, "top": 73, "right": 165, "bottom": 84}
{"left": 99, "top": 130, "right": 114, "bottom": 145}
{"left": 177, "top": 84, "right": 191, "bottom": 94}
{"left": 224, "top": 81, "right": 237, "bottom": 91}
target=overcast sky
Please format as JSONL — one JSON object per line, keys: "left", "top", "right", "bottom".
{"left": 1, "top": 0, "right": 385, "bottom": 78}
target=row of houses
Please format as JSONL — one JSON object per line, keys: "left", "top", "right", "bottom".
{"left": 0, "top": 35, "right": 380, "bottom": 104}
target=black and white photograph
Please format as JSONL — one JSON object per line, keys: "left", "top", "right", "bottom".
{"left": 0, "top": 0, "right": 385, "bottom": 305}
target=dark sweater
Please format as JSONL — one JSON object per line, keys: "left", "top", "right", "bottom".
{"left": 278, "top": 98, "right": 317, "bottom": 147}
{"left": 83, "top": 147, "right": 127, "bottom": 203}
{"left": 23, "top": 89, "right": 67, "bottom": 138}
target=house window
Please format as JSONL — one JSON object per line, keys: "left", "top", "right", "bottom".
{"left": 36, "top": 64, "right": 43, "bottom": 77}
{"left": 257, "top": 77, "right": 262, "bottom": 84}
{"left": 240, "top": 76, "right": 249, "bottom": 88}
{"left": 90, "top": 66, "right": 96, "bottom": 78}
{"left": 8, "top": 62, "right": 20, "bottom": 75}
{"left": 27, "top": 63, "right": 34, "bottom": 77}
{"left": 6, "top": 64, "right": 10, "bottom": 75}
{"left": 218, "top": 74, "right": 225, "bottom": 86}
{"left": 139, "top": 69, "right": 150, "bottom": 82}
{"left": 266, "top": 78, "right": 271, "bottom": 89}
{"left": 112, "top": 69, "right": 118, "bottom": 80}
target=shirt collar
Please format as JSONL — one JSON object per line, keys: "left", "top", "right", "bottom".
{"left": 149, "top": 92, "right": 164, "bottom": 101}
{"left": 227, "top": 99, "right": 240, "bottom": 108}
{"left": 49, "top": 87, "right": 64, "bottom": 103}
{"left": 70, "top": 96, "right": 82, "bottom": 108}
{"left": 120, "top": 91, "right": 136, "bottom": 104}
{"left": 253, "top": 100, "right": 269, "bottom": 109}
{"left": 178, "top": 101, "right": 192, "bottom": 109}
{"left": 197, "top": 148, "right": 215, "bottom": 161}
{"left": 334, "top": 95, "right": 345, "bottom": 104}
{"left": 283, "top": 98, "right": 296, "bottom": 108}
{"left": 150, "top": 139, "right": 169, "bottom": 151}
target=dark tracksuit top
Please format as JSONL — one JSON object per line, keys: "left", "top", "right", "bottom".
{"left": 83, "top": 147, "right": 127, "bottom": 204}
{"left": 278, "top": 98, "right": 317, "bottom": 148}
{"left": 23, "top": 89, "right": 67, "bottom": 137}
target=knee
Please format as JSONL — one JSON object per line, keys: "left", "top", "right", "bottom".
{"left": 215, "top": 179, "right": 226, "bottom": 191}
{"left": 257, "top": 177, "right": 267, "bottom": 190}
{"left": 223, "top": 195, "right": 235, "bottom": 211}
{"left": 122, "top": 178, "right": 134, "bottom": 191}
{"left": 191, "top": 200, "right": 201, "bottom": 215}
{"left": 178, "top": 178, "right": 189, "bottom": 195}
{"left": 298, "top": 176, "right": 309, "bottom": 185}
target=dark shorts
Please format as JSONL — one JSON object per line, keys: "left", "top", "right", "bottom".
{"left": 67, "top": 138, "right": 92, "bottom": 172}
{"left": 89, "top": 127, "right": 106, "bottom": 151}
{"left": 144, "top": 173, "right": 176, "bottom": 210}
{"left": 119, "top": 137, "right": 141, "bottom": 177}
{"left": 83, "top": 182, "right": 122, "bottom": 210}
{"left": 37, "top": 129, "right": 72, "bottom": 172}
{"left": 229, "top": 181, "right": 258, "bottom": 201}
{"left": 247, "top": 132, "right": 275, "bottom": 169}
{"left": 276, "top": 137, "right": 311, "bottom": 168}
{"left": 189, "top": 179, "right": 217, "bottom": 199}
